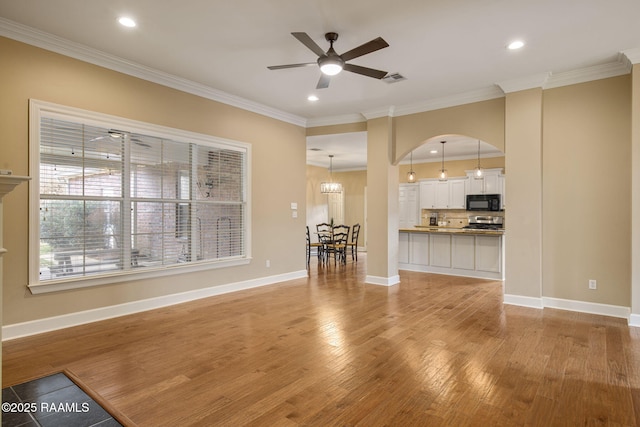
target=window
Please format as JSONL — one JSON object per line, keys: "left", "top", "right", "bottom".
{"left": 29, "top": 100, "right": 250, "bottom": 292}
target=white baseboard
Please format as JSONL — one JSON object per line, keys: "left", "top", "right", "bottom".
{"left": 504, "top": 294, "right": 632, "bottom": 323}
{"left": 3, "top": 269, "right": 308, "bottom": 341}
{"left": 542, "top": 297, "right": 630, "bottom": 320}
{"left": 503, "top": 294, "right": 544, "bottom": 309}
{"left": 365, "top": 275, "right": 400, "bottom": 287}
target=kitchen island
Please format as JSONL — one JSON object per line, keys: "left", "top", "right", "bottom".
{"left": 399, "top": 227, "right": 504, "bottom": 280}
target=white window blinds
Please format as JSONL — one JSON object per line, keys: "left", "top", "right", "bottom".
{"left": 37, "top": 111, "right": 247, "bottom": 283}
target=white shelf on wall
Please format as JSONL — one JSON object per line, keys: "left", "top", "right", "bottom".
{"left": 0, "top": 175, "right": 30, "bottom": 197}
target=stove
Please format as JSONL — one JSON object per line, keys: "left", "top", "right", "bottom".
{"left": 462, "top": 215, "right": 504, "bottom": 230}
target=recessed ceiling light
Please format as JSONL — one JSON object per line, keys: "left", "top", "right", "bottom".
{"left": 430, "top": 150, "right": 438, "bottom": 154}
{"left": 508, "top": 40, "right": 525, "bottom": 50}
{"left": 118, "top": 17, "right": 137, "bottom": 28}
{"left": 307, "top": 95, "right": 319, "bottom": 102}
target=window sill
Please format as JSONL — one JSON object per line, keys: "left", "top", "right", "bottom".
{"left": 28, "top": 257, "right": 252, "bottom": 294}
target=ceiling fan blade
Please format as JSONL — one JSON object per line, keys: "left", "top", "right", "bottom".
{"left": 343, "top": 64, "right": 388, "bottom": 79}
{"left": 340, "top": 37, "right": 389, "bottom": 62}
{"left": 267, "top": 62, "right": 316, "bottom": 70}
{"left": 316, "top": 74, "right": 331, "bottom": 89}
{"left": 291, "top": 32, "right": 326, "bottom": 57}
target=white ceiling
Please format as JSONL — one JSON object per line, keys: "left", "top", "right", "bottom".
{"left": 1, "top": 0, "right": 639, "bottom": 168}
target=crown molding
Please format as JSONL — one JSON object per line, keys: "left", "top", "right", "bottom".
{"left": 621, "top": 48, "right": 640, "bottom": 65}
{"left": 544, "top": 58, "right": 631, "bottom": 89}
{"left": 0, "top": 18, "right": 307, "bottom": 128}
{"left": 497, "top": 72, "right": 551, "bottom": 93}
{"left": 305, "top": 113, "right": 366, "bottom": 128}
{"left": 392, "top": 86, "right": 506, "bottom": 117}
{"left": 361, "top": 106, "right": 395, "bottom": 120}
{"left": 308, "top": 86, "right": 506, "bottom": 127}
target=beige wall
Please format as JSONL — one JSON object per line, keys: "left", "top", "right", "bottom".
{"left": 306, "top": 122, "right": 367, "bottom": 136}
{"left": 306, "top": 165, "right": 330, "bottom": 230}
{"left": 0, "top": 37, "right": 307, "bottom": 325}
{"left": 366, "top": 117, "right": 399, "bottom": 281}
{"left": 542, "top": 76, "right": 631, "bottom": 306}
{"left": 504, "top": 88, "right": 544, "bottom": 300}
{"left": 394, "top": 98, "right": 506, "bottom": 159}
{"left": 332, "top": 170, "right": 367, "bottom": 241}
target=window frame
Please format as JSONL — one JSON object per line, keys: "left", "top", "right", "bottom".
{"left": 28, "top": 99, "right": 252, "bottom": 294}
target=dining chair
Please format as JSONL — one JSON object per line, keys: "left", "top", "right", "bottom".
{"left": 306, "top": 226, "right": 324, "bottom": 265}
{"left": 329, "top": 224, "right": 350, "bottom": 265}
{"left": 316, "top": 222, "right": 332, "bottom": 264}
{"left": 316, "top": 222, "right": 332, "bottom": 235}
{"left": 332, "top": 224, "right": 350, "bottom": 236}
{"left": 347, "top": 223, "right": 360, "bottom": 261}
{"left": 325, "top": 231, "right": 349, "bottom": 265}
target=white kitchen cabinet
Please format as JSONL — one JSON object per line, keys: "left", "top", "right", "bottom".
{"left": 398, "top": 231, "right": 429, "bottom": 266}
{"left": 466, "top": 168, "right": 503, "bottom": 195}
{"left": 435, "top": 181, "right": 449, "bottom": 208}
{"left": 398, "top": 232, "right": 409, "bottom": 264}
{"left": 399, "top": 184, "right": 420, "bottom": 228}
{"left": 448, "top": 179, "right": 466, "bottom": 209}
{"left": 452, "top": 234, "right": 475, "bottom": 270}
{"left": 430, "top": 234, "right": 451, "bottom": 267}
{"left": 420, "top": 178, "right": 466, "bottom": 209}
{"left": 398, "top": 229, "right": 504, "bottom": 280}
{"left": 476, "top": 235, "right": 502, "bottom": 273}
{"left": 419, "top": 181, "right": 436, "bottom": 209}
{"left": 410, "top": 232, "right": 429, "bottom": 266}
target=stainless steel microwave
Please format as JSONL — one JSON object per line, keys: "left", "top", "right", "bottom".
{"left": 466, "top": 194, "right": 501, "bottom": 211}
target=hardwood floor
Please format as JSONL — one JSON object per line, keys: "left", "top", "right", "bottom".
{"left": 4, "top": 255, "right": 640, "bottom": 426}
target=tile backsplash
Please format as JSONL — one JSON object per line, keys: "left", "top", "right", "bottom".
{"left": 421, "top": 209, "right": 505, "bottom": 228}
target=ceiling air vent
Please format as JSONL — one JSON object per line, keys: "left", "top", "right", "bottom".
{"left": 382, "top": 73, "right": 406, "bottom": 84}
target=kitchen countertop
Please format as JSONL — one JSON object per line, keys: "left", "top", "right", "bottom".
{"left": 399, "top": 226, "right": 505, "bottom": 236}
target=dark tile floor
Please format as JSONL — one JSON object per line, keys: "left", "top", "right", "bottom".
{"left": 2, "top": 373, "right": 122, "bottom": 427}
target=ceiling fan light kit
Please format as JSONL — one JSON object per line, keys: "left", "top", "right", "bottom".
{"left": 268, "top": 31, "right": 389, "bottom": 89}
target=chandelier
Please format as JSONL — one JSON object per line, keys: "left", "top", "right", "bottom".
{"left": 320, "top": 155, "right": 342, "bottom": 194}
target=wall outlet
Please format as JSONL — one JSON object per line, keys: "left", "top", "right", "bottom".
{"left": 589, "top": 279, "right": 597, "bottom": 290}
{"left": 266, "top": 260, "right": 270, "bottom": 268}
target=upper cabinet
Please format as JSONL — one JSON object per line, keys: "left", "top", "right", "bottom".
{"left": 419, "top": 180, "right": 437, "bottom": 209}
{"left": 466, "top": 168, "right": 503, "bottom": 195}
{"left": 449, "top": 179, "right": 466, "bottom": 209}
{"left": 420, "top": 178, "right": 466, "bottom": 209}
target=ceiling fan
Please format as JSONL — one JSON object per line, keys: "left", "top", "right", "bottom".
{"left": 267, "top": 32, "right": 389, "bottom": 89}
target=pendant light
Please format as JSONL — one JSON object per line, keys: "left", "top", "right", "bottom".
{"left": 474, "top": 139, "right": 483, "bottom": 179}
{"left": 438, "top": 141, "right": 448, "bottom": 181}
{"left": 407, "top": 151, "right": 416, "bottom": 183}
{"left": 320, "top": 155, "right": 343, "bottom": 193}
